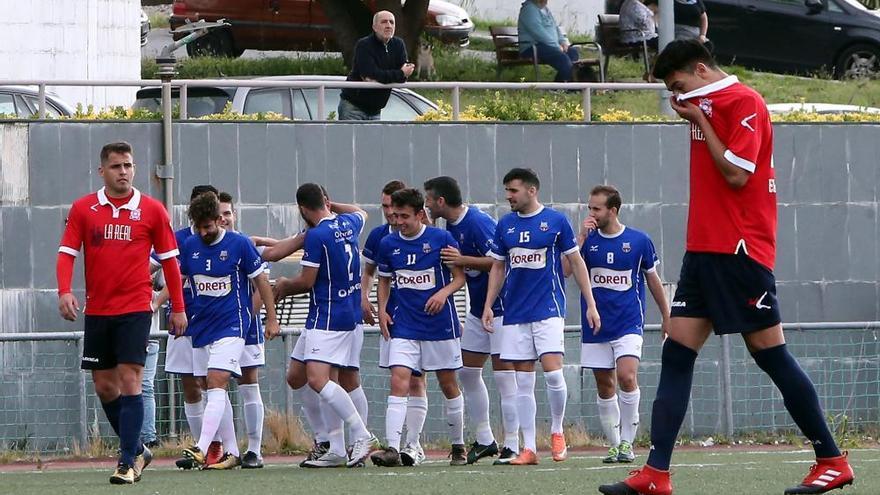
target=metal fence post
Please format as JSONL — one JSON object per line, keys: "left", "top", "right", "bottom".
{"left": 582, "top": 88, "right": 592, "bottom": 122}
{"left": 285, "top": 334, "right": 295, "bottom": 417}
{"left": 452, "top": 86, "right": 460, "bottom": 121}
{"left": 180, "top": 84, "right": 188, "bottom": 120}
{"left": 317, "top": 85, "right": 325, "bottom": 120}
{"left": 37, "top": 84, "right": 47, "bottom": 119}
{"left": 720, "top": 334, "right": 734, "bottom": 437}
{"left": 76, "top": 336, "right": 89, "bottom": 449}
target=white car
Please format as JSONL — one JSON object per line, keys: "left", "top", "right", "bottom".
{"left": 0, "top": 86, "right": 75, "bottom": 118}
{"left": 767, "top": 103, "right": 880, "bottom": 114}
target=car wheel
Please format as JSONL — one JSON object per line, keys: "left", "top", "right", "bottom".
{"left": 186, "top": 29, "right": 239, "bottom": 58}
{"left": 835, "top": 44, "right": 880, "bottom": 80}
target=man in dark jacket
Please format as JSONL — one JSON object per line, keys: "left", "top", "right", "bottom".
{"left": 339, "top": 11, "right": 415, "bottom": 120}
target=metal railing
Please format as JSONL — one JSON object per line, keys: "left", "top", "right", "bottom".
{"left": 0, "top": 79, "right": 668, "bottom": 122}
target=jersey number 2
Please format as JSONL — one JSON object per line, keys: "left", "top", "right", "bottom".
{"left": 344, "top": 244, "right": 354, "bottom": 281}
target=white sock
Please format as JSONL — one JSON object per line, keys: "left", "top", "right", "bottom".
{"left": 385, "top": 396, "right": 408, "bottom": 450}
{"left": 184, "top": 399, "right": 205, "bottom": 442}
{"left": 239, "top": 383, "right": 264, "bottom": 455}
{"left": 404, "top": 395, "right": 428, "bottom": 447}
{"left": 318, "top": 381, "right": 370, "bottom": 441}
{"left": 294, "top": 385, "right": 327, "bottom": 443}
{"left": 598, "top": 394, "right": 621, "bottom": 447}
{"left": 218, "top": 394, "right": 239, "bottom": 457}
{"left": 349, "top": 386, "right": 369, "bottom": 425}
{"left": 515, "top": 371, "right": 537, "bottom": 452}
{"left": 445, "top": 394, "right": 465, "bottom": 445}
{"left": 544, "top": 369, "right": 567, "bottom": 434}
{"left": 197, "top": 388, "right": 226, "bottom": 453}
{"left": 459, "top": 367, "right": 494, "bottom": 445}
{"left": 325, "top": 409, "right": 347, "bottom": 457}
{"left": 618, "top": 388, "right": 641, "bottom": 444}
{"left": 494, "top": 370, "right": 520, "bottom": 452}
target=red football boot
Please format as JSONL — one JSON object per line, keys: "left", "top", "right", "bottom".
{"left": 205, "top": 441, "right": 224, "bottom": 466}
{"left": 598, "top": 465, "right": 673, "bottom": 495}
{"left": 784, "top": 451, "right": 854, "bottom": 494}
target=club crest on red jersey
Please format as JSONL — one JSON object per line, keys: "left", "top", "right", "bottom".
{"left": 699, "top": 98, "right": 713, "bottom": 117}
{"left": 129, "top": 208, "right": 141, "bottom": 221}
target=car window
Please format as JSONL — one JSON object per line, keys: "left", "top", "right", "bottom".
{"left": 381, "top": 93, "right": 419, "bottom": 121}
{"left": 828, "top": 0, "right": 843, "bottom": 12}
{"left": 0, "top": 93, "right": 15, "bottom": 116}
{"left": 302, "top": 87, "right": 342, "bottom": 120}
{"left": 292, "top": 89, "right": 310, "bottom": 120}
{"left": 243, "top": 88, "right": 291, "bottom": 117}
{"left": 132, "top": 89, "right": 231, "bottom": 118}
{"left": 765, "top": 0, "right": 803, "bottom": 5}
{"left": 23, "top": 95, "right": 62, "bottom": 118}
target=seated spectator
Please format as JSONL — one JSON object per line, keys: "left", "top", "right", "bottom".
{"left": 674, "top": 0, "right": 713, "bottom": 52}
{"left": 517, "top": 0, "right": 580, "bottom": 82}
{"left": 619, "top": 0, "right": 659, "bottom": 51}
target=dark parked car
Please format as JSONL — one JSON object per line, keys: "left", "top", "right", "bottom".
{"left": 131, "top": 76, "right": 437, "bottom": 120}
{"left": 704, "top": 0, "right": 880, "bottom": 78}
{"left": 169, "top": 0, "right": 474, "bottom": 57}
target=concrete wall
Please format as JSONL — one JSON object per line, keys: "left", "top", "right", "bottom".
{"left": 0, "top": 0, "right": 141, "bottom": 108}
{"left": 453, "top": 0, "right": 605, "bottom": 37}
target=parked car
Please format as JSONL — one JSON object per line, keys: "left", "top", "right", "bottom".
{"left": 703, "top": 0, "right": 880, "bottom": 78}
{"left": 141, "top": 9, "right": 151, "bottom": 47}
{"left": 0, "top": 86, "right": 75, "bottom": 118}
{"left": 131, "top": 75, "right": 437, "bottom": 120}
{"left": 767, "top": 102, "right": 880, "bottom": 113}
{"left": 169, "top": 0, "right": 474, "bottom": 57}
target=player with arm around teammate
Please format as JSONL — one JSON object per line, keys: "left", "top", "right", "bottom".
{"left": 179, "top": 192, "right": 279, "bottom": 470}
{"left": 370, "top": 188, "right": 469, "bottom": 467}
{"left": 563, "top": 185, "right": 670, "bottom": 464}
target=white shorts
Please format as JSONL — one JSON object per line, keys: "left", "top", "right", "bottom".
{"left": 240, "top": 343, "right": 266, "bottom": 368}
{"left": 581, "top": 334, "right": 643, "bottom": 369}
{"left": 164, "top": 335, "right": 197, "bottom": 374}
{"left": 388, "top": 338, "right": 462, "bottom": 372}
{"left": 499, "top": 317, "right": 565, "bottom": 361}
{"left": 193, "top": 336, "right": 245, "bottom": 378}
{"left": 292, "top": 328, "right": 359, "bottom": 368}
{"left": 379, "top": 334, "right": 424, "bottom": 376}
{"left": 460, "top": 314, "right": 503, "bottom": 355}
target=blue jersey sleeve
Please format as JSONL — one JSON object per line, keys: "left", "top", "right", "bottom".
{"left": 489, "top": 220, "right": 508, "bottom": 260}
{"left": 345, "top": 211, "right": 366, "bottom": 237}
{"left": 474, "top": 213, "right": 497, "bottom": 256}
{"left": 301, "top": 228, "right": 325, "bottom": 269}
{"left": 444, "top": 230, "right": 460, "bottom": 250}
{"left": 377, "top": 236, "right": 393, "bottom": 277}
{"left": 557, "top": 215, "right": 578, "bottom": 255}
{"left": 362, "top": 227, "right": 382, "bottom": 265}
{"left": 641, "top": 235, "right": 660, "bottom": 273}
{"left": 240, "top": 235, "right": 265, "bottom": 278}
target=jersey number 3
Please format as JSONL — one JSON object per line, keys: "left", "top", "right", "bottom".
{"left": 205, "top": 259, "right": 212, "bottom": 271}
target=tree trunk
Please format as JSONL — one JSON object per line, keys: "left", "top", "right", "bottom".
{"left": 315, "top": 0, "right": 373, "bottom": 67}
{"left": 377, "top": 0, "right": 430, "bottom": 62}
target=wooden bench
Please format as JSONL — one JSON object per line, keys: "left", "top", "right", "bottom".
{"left": 490, "top": 26, "right": 605, "bottom": 82}
{"left": 596, "top": 14, "right": 651, "bottom": 80}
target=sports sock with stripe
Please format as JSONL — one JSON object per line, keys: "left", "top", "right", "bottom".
{"left": 459, "top": 366, "right": 495, "bottom": 445}
{"left": 618, "top": 388, "right": 641, "bottom": 444}
{"left": 445, "top": 393, "right": 465, "bottom": 445}
{"left": 751, "top": 344, "right": 841, "bottom": 458}
{"left": 597, "top": 394, "right": 621, "bottom": 447}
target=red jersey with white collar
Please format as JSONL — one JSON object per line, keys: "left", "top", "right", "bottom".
{"left": 59, "top": 187, "right": 179, "bottom": 315}
{"left": 680, "top": 75, "right": 777, "bottom": 270}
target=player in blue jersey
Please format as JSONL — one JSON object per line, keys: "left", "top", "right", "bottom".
{"left": 423, "top": 176, "right": 520, "bottom": 465}
{"left": 178, "top": 192, "right": 280, "bottom": 469}
{"left": 563, "top": 185, "right": 670, "bottom": 464}
{"left": 273, "top": 183, "right": 379, "bottom": 468}
{"left": 217, "top": 192, "right": 282, "bottom": 468}
{"left": 360, "top": 180, "right": 430, "bottom": 466}
{"left": 371, "top": 188, "right": 468, "bottom": 467}
{"left": 483, "top": 168, "right": 601, "bottom": 465}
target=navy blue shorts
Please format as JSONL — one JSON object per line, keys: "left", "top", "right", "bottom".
{"left": 670, "top": 252, "right": 782, "bottom": 335}
{"left": 81, "top": 311, "right": 152, "bottom": 370}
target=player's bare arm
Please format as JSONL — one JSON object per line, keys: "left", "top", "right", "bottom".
{"left": 260, "top": 232, "right": 305, "bottom": 262}
{"left": 361, "top": 262, "right": 378, "bottom": 325}
{"left": 254, "top": 272, "right": 280, "bottom": 340}
{"left": 440, "top": 246, "right": 494, "bottom": 272}
{"left": 481, "top": 259, "right": 506, "bottom": 332}
{"left": 272, "top": 265, "right": 318, "bottom": 302}
{"left": 251, "top": 235, "right": 279, "bottom": 247}
{"left": 377, "top": 275, "right": 393, "bottom": 340}
{"left": 425, "top": 264, "right": 466, "bottom": 315}
{"left": 646, "top": 269, "right": 671, "bottom": 339}
{"left": 566, "top": 250, "right": 601, "bottom": 334}
{"left": 329, "top": 201, "right": 368, "bottom": 221}
{"left": 670, "top": 96, "right": 750, "bottom": 189}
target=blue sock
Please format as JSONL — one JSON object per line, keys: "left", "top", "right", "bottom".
{"left": 751, "top": 344, "right": 840, "bottom": 458}
{"left": 118, "top": 395, "right": 145, "bottom": 466}
{"left": 647, "top": 339, "right": 698, "bottom": 471}
{"left": 101, "top": 396, "right": 122, "bottom": 437}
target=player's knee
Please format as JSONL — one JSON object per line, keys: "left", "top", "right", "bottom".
{"left": 287, "top": 363, "right": 307, "bottom": 389}
{"left": 338, "top": 369, "right": 360, "bottom": 391}
{"left": 618, "top": 373, "right": 638, "bottom": 392}
{"left": 408, "top": 375, "right": 427, "bottom": 395}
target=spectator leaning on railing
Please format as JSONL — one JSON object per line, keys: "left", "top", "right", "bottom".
{"left": 338, "top": 10, "right": 415, "bottom": 121}
{"left": 517, "top": 0, "right": 580, "bottom": 82}
{"left": 619, "top": 0, "right": 659, "bottom": 51}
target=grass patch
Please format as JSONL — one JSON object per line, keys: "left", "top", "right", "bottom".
{"left": 148, "top": 11, "right": 170, "bottom": 29}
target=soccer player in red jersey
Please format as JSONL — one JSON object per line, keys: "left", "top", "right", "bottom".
{"left": 56, "top": 142, "right": 187, "bottom": 484}
{"left": 599, "top": 40, "right": 854, "bottom": 495}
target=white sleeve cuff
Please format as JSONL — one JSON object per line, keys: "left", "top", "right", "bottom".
{"left": 154, "top": 249, "right": 179, "bottom": 261}
{"left": 377, "top": 270, "right": 392, "bottom": 278}
{"left": 300, "top": 260, "right": 320, "bottom": 268}
{"left": 562, "top": 246, "right": 579, "bottom": 256}
{"left": 724, "top": 149, "right": 756, "bottom": 173}
{"left": 58, "top": 246, "right": 80, "bottom": 257}
{"left": 247, "top": 266, "right": 265, "bottom": 279}
{"left": 488, "top": 251, "right": 505, "bottom": 261}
